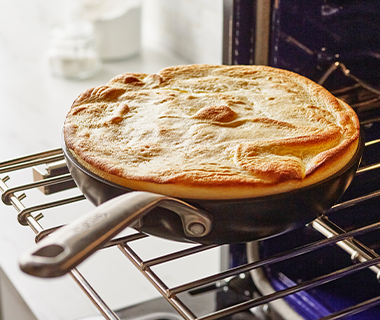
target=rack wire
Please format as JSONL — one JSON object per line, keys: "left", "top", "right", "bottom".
{"left": 1, "top": 137, "right": 380, "bottom": 320}
{"left": 2, "top": 64, "right": 380, "bottom": 320}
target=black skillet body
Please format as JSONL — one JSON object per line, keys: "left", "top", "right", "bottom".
{"left": 62, "top": 131, "right": 364, "bottom": 244}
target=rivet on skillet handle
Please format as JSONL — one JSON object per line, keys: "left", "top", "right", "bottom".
{"left": 19, "top": 191, "right": 213, "bottom": 278}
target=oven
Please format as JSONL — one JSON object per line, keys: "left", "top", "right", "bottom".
{"left": 1, "top": 0, "right": 380, "bottom": 319}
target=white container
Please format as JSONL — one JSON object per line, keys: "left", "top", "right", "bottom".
{"left": 73, "top": 0, "right": 142, "bottom": 61}
{"left": 94, "top": 4, "right": 142, "bottom": 61}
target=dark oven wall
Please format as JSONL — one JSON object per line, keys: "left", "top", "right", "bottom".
{"left": 223, "top": 0, "right": 380, "bottom": 90}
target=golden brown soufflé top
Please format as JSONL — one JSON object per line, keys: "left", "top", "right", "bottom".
{"left": 63, "top": 64, "right": 360, "bottom": 199}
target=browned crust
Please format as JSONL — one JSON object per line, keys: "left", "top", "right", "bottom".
{"left": 63, "top": 64, "right": 360, "bottom": 198}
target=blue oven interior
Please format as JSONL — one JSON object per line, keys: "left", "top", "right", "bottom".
{"left": 269, "top": 0, "right": 380, "bottom": 89}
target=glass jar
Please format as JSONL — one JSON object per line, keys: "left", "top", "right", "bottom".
{"left": 47, "top": 21, "right": 102, "bottom": 80}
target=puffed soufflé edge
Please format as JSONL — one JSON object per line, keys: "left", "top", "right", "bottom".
{"left": 63, "top": 64, "right": 360, "bottom": 199}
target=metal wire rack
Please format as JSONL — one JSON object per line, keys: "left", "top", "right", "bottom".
{"left": 2, "top": 63, "right": 380, "bottom": 320}
{"left": 1, "top": 136, "right": 380, "bottom": 320}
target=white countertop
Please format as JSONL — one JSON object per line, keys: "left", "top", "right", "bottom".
{"left": 0, "top": 22, "right": 220, "bottom": 320}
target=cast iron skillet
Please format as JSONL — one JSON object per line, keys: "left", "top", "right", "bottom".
{"left": 19, "top": 131, "right": 364, "bottom": 277}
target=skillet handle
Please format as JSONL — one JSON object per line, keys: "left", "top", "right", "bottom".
{"left": 19, "top": 191, "right": 212, "bottom": 278}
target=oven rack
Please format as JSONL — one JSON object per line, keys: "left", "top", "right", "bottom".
{"left": 1, "top": 148, "right": 380, "bottom": 320}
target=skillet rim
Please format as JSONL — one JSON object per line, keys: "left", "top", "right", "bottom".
{"left": 61, "top": 128, "right": 364, "bottom": 204}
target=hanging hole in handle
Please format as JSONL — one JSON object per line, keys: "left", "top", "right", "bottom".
{"left": 32, "top": 245, "right": 65, "bottom": 258}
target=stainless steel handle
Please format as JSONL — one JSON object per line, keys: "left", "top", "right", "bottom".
{"left": 19, "top": 191, "right": 212, "bottom": 278}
